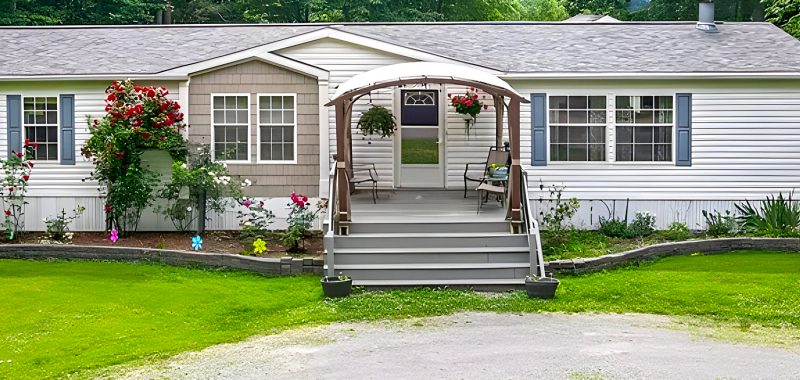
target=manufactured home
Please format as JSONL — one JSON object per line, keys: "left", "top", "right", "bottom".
{"left": 1, "top": 2, "right": 799, "bottom": 285}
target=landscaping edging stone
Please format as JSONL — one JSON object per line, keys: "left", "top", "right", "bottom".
{"left": 0, "top": 244, "right": 324, "bottom": 276}
{"left": 544, "top": 237, "right": 800, "bottom": 274}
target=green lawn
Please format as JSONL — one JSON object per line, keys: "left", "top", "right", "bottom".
{"left": 2, "top": 250, "right": 799, "bottom": 378}
{"left": 401, "top": 138, "right": 439, "bottom": 164}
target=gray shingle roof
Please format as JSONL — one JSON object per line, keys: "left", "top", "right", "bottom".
{"left": 0, "top": 22, "right": 798, "bottom": 76}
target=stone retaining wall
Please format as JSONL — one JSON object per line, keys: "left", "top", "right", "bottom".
{"left": 544, "top": 237, "right": 800, "bottom": 274}
{"left": 0, "top": 245, "right": 324, "bottom": 276}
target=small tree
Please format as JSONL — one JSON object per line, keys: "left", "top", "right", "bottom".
{"left": 82, "top": 80, "right": 187, "bottom": 236}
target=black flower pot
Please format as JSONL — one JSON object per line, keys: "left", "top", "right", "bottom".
{"left": 321, "top": 276, "right": 353, "bottom": 298}
{"left": 525, "top": 277, "right": 560, "bottom": 299}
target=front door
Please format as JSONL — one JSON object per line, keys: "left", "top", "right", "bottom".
{"left": 397, "top": 89, "right": 444, "bottom": 188}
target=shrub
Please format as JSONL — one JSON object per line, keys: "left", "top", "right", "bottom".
{"left": 538, "top": 182, "right": 580, "bottom": 233}
{"left": 82, "top": 80, "right": 187, "bottom": 236}
{"left": 598, "top": 217, "right": 627, "bottom": 238}
{"left": 702, "top": 210, "right": 740, "bottom": 237}
{"left": 662, "top": 221, "right": 692, "bottom": 241}
{"left": 44, "top": 206, "right": 86, "bottom": 242}
{"left": 236, "top": 197, "right": 275, "bottom": 239}
{"left": 158, "top": 145, "right": 247, "bottom": 233}
{"left": 626, "top": 210, "right": 656, "bottom": 238}
{"left": 283, "top": 192, "right": 322, "bottom": 252}
{"left": 735, "top": 193, "right": 800, "bottom": 237}
{"left": 1, "top": 141, "right": 36, "bottom": 240}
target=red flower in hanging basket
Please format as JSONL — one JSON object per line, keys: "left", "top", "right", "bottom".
{"left": 450, "top": 90, "right": 483, "bottom": 119}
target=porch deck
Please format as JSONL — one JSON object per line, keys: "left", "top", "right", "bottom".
{"left": 350, "top": 189, "right": 507, "bottom": 223}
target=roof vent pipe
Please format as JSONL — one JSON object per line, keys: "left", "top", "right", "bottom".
{"left": 697, "top": 0, "right": 719, "bottom": 33}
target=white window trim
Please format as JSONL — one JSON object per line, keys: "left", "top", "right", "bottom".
{"left": 256, "top": 93, "right": 298, "bottom": 164}
{"left": 20, "top": 94, "right": 61, "bottom": 163}
{"left": 546, "top": 94, "right": 608, "bottom": 164}
{"left": 545, "top": 92, "right": 677, "bottom": 166}
{"left": 210, "top": 93, "right": 251, "bottom": 164}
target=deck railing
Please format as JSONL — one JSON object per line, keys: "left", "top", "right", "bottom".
{"left": 323, "top": 163, "right": 337, "bottom": 277}
{"left": 519, "top": 168, "right": 546, "bottom": 277}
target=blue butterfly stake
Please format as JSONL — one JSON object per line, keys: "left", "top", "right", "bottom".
{"left": 191, "top": 235, "right": 203, "bottom": 251}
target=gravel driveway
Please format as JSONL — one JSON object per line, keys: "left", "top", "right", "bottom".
{"left": 114, "top": 313, "right": 800, "bottom": 380}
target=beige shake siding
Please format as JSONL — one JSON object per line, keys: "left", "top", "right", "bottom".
{"left": 188, "top": 60, "right": 320, "bottom": 197}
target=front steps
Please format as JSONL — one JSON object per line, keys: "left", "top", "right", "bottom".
{"left": 328, "top": 219, "right": 532, "bottom": 288}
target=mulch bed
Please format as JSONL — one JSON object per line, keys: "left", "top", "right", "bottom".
{"left": 7, "top": 231, "right": 323, "bottom": 258}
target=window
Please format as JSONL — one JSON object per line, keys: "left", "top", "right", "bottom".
{"left": 549, "top": 95, "right": 606, "bottom": 162}
{"left": 23, "top": 97, "right": 58, "bottom": 161}
{"left": 258, "top": 95, "right": 296, "bottom": 162}
{"left": 212, "top": 95, "right": 249, "bottom": 161}
{"left": 615, "top": 96, "right": 673, "bottom": 162}
{"left": 401, "top": 90, "right": 438, "bottom": 126}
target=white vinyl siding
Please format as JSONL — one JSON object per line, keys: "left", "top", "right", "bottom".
{"left": 512, "top": 79, "right": 800, "bottom": 203}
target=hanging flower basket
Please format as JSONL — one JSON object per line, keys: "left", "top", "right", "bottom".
{"left": 449, "top": 89, "right": 486, "bottom": 140}
{"left": 357, "top": 106, "right": 396, "bottom": 141}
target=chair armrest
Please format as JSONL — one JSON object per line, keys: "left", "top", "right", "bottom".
{"left": 464, "top": 161, "right": 488, "bottom": 175}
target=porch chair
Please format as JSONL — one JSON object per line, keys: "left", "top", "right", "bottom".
{"left": 350, "top": 163, "right": 380, "bottom": 204}
{"left": 463, "top": 146, "right": 511, "bottom": 198}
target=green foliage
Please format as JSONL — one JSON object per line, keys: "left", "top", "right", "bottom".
{"left": 0, "top": 0, "right": 164, "bottom": 25}
{"left": 357, "top": 106, "right": 396, "bottom": 138}
{"left": 521, "top": 0, "right": 569, "bottom": 20}
{"left": 702, "top": 209, "right": 740, "bottom": 237}
{"left": 0, "top": 143, "right": 34, "bottom": 240}
{"left": 662, "top": 221, "right": 692, "bottom": 241}
{"left": 598, "top": 211, "right": 655, "bottom": 239}
{"left": 735, "top": 193, "right": 800, "bottom": 237}
{"left": 157, "top": 145, "right": 246, "bottom": 233}
{"left": 82, "top": 80, "right": 187, "bottom": 236}
{"left": 598, "top": 217, "right": 627, "bottom": 238}
{"left": 283, "top": 192, "right": 322, "bottom": 252}
{"left": 43, "top": 205, "right": 85, "bottom": 242}
{"left": 537, "top": 182, "right": 580, "bottom": 233}
{"left": 236, "top": 197, "right": 275, "bottom": 240}
{"left": 626, "top": 210, "right": 655, "bottom": 238}
{"left": 763, "top": 0, "right": 800, "bottom": 39}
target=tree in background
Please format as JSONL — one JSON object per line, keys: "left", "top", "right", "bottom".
{"left": 0, "top": 0, "right": 163, "bottom": 25}
{"left": 763, "top": 0, "right": 800, "bottom": 39}
{"left": 521, "top": 0, "right": 569, "bottom": 21}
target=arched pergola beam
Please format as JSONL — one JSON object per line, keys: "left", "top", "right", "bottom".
{"left": 326, "top": 77, "right": 529, "bottom": 107}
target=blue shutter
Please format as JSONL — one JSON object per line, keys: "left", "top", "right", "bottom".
{"left": 60, "top": 94, "right": 75, "bottom": 165}
{"left": 531, "top": 93, "right": 547, "bottom": 166}
{"left": 6, "top": 95, "right": 21, "bottom": 159}
{"left": 676, "top": 93, "right": 692, "bottom": 166}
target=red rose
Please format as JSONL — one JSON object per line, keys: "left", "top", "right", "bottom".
{"left": 175, "top": 112, "right": 184, "bottom": 122}
{"left": 22, "top": 175, "right": 29, "bottom": 182}
{"left": 173, "top": 103, "right": 180, "bottom": 110}
{"left": 105, "top": 105, "right": 112, "bottom": 112}
{"left": 28, "top": 162, "right": 34, "bottom": 168}
{"left": 115, "top": 152, "right": 125, "bottom": 158}
{"left": 4, "top": 210, "right": 10, "bottom": 216}
{"left": 159, "top": 103, "right": 168, "bottom": 111}
{"left": 141, "top": 132, "right": 151, "bottom": 139}
{"left": 104, "top": 203, "right": 112, "bottom": 212}
{"left": 146, "top": 88, "right": 156, "bottom": 98}
{"left": 107, "top": 93, "right": 117, "bottom": 102}
{"left": 15, "top": 152, "right": 23, "bottom": 158}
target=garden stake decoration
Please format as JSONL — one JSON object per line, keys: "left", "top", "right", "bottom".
{"left": 253, "top": 238, "right": 267, "bottom": 255}
{"left": 191, "top": 235, "right": 203, "bottom": 251}
{"left": 109, "top": 229, "right": 119, "bottom": 243}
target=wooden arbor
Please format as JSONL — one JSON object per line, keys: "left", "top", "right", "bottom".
{"left": 324, "top": 62, "right": 529, "bottom": 233}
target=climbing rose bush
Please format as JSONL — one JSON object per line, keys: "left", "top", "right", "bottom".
{"left": 1, "top": 141, "right": 36, "bottom": 240}
{"left": 82, "top": 80, "right": 187, "bottom": 235}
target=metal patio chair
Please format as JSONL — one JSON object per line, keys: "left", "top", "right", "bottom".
{"left": 350, "top": 163, "right": 380, "bottom": 204}
{"left": 463, "top": 146, "right": 510, "bottom": 198}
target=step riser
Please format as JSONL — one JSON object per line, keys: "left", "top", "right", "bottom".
{"left": 335, "top": 267, "right": 531, "bottom": 281}
{"left": 334, "top": 252, "right": 529, "bottom": 265}
{"left": 348, "top": 222, "right": 510, "bottom": 234}
{"left": 334, "top": 235, "right": 528, "bottom": 249}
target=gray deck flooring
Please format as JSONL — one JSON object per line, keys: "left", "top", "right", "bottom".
{"left": 350, "top": 189, "right": 507, "bottom": 223}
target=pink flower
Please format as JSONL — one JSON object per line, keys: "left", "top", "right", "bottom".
{"left": 244, "top": 200, "right": 252, "bottom": 207}
{"left": 109, "top": 229, "right": 119, "bottom": 243}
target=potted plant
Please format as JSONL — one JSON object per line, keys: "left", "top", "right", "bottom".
{"left": 321, "top": 274, "right": 353, "bottom": 298}
{"left": 357, "top": 106, "right": 396, "bottom": 142}
{"left": 449, "top": 89, "right": 485, "bottom": 139}
{"left": 525, "top": 274, "right": 560, "bottom": 299}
